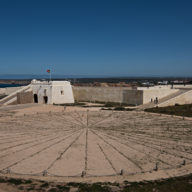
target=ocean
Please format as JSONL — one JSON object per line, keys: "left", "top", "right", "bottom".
{"left": 0, "top": 84, "right": 23, "bottom": 88}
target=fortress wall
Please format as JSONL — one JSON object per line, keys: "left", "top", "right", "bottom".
{"left": 159, "top": 90, "right": 192, "bottom": 107}
{"left": 143, "top": 89, "right": 178, "bottom": 104}
{"left": 72, "top": 86, "right": 143, "bottom": 104}
{"left": 122, "top": 90, "right": 143, "bottom": 105}
{"left": 17, "top": 91, "right": 33, "bottom": 104}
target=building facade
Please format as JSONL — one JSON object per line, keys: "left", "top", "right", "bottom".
{"left": 31, "top": 79, "right": 74, "bottom": 104}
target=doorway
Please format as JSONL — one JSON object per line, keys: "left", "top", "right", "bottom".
{"left": 43, "top": 96, "right": 48, "bottom": 104}
{"left": 34, "top": 94, "right": 38, "bottom": 103}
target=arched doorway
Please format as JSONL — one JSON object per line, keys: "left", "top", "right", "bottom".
{"left": 34, "top": 94, "right": 38, "bottom": 103}
{"left": 43, "top": 96, "right": 48, "bottom": 104}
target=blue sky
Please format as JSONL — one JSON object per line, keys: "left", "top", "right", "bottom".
{"left": 0, "top": 0, "right": 192, "bottom": 77}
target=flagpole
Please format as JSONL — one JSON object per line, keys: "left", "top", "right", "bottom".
{"left": 47, "top": 69, "right": 51, "bottom": 82}
{"left": 49, "top": 71, "right": 51, "bottom": 82}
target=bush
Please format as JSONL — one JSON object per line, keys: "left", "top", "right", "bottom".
{"left": 114, "top": 107, "right": 126, "bottom": 111}
{"left": 145, "top": 104, "right": 192, "bottom": 117}
{"left": 54, "top": 102, "right": 86, "bottom": 106}
{"left": 0, "top": 94, "right": 7, "bottom": 100}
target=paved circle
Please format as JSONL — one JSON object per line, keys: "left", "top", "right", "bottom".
{"left": 0, "top": 110, "right": 192, "bottom": 179}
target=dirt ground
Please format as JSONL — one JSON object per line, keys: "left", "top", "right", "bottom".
{"left": 0, "top": 104, "right": 192, "bottom": 191}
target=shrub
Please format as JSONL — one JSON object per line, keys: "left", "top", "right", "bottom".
{"left": 114, "top": 107, "right": 126, "bottom": 111}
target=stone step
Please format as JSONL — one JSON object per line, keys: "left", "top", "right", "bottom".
{"left": 0, "top": 85, "right": 31, "bottom": 105}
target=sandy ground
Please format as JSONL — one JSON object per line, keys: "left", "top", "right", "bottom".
{"left": 0, "top": 104, "right": 192, "bottom": 184}
{"left": 0, "top": 183, "right": 20, "bottom": 192}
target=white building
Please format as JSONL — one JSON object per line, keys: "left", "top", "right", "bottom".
{"left": 31, "top": 79, "right": 74, "bottom": 104}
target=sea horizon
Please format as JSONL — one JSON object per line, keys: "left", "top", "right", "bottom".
{"left": 0, "top": 74, "right": 192, "bottom": 80}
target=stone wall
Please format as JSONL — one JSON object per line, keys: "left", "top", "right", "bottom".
{"left": 122, "top": 90, "right": 143, "bottom": 105}
{"left": 72, "top": 86, "right": 143, "bottom": 104}
{"left": 17, "top": 91, "right": 34, "bottom": 104}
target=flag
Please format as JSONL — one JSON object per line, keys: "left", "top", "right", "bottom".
{"left": 47, "top": 69, "right": 50, "bottom": 73}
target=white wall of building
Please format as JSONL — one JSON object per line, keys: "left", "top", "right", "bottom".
{"left": 31, "top": 83, "right": 52, "bottom": 104}
{"left": 31, "top": 80, "right": 74, "bottom": 104}
{"left": 51, "top": 81, "right": 74, "bottom": 104}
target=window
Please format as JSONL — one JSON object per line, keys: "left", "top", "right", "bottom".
{"left": 61, "top": 90, "right": 64, "bottom": 95}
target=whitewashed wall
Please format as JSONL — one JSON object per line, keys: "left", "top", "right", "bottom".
{"left": 142, "top": 89, "right": 178, "bottom": 104}
{"left": 31, "top": 83, "right": 52, "bottom": 104}
{"left": 51, "top": 81, "right": 74, "bottom": 104}
{"left": 31, "top": 80, "right": 74, "bottom": 104}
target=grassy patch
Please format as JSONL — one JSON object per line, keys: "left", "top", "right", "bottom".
{"left": 101, "top": 107, "right": 134, "bottom": 111}
{"left": 48, "top": 188, "right": 58, "bottom": 192}
{"left": 145, "top": 104, "right": 192, "bottom": 117}
{"left": 40, "top": 182, "right": 49, "bottom": 188}
{"left": 54, "top": 102, "right": 86, "bottom": 106}
{"left": 104, "top": 102, "right": 135, "bottom": 108}
{"left": 56, "top": 185, "right": 70, "bottom": 191}
{"left": 7, "top": 178, "right": 24, "bottom": 185}
{"left": 122, "top": 174, "right": 192, "bottom": 192}
{"left": 24, "top": 179, "right": 33, "bottom": 184}
{"left": 82, "top": 105, "right": 104, "bottom": 108}
{"left": 84, "top": 101, "right": 135, "bottom": 107}
{"left": 67, "top": 182, "right": 80, "bottom": 187}
{"left": 0, "top": 178, "right": 6, "bottom": 183}
{"left": 0, "top": 94, "right": 7, "bottom": 100}
{"left": 1, "top": 174, "right": 192, "bottom": 192}
{"left": 77, "top": 183, "right": 111, "bottom": 192}
{"left": 67, "top": 174, "right": 192, "bottom": 192}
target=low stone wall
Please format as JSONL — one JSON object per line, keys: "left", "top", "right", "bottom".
{"left": 72, "top": 86, "right": 143, "bottom": 105}
{"left": 122, "top": 90, "right": 143, "bottom": 105}
{"left": 17, "top": 91, "right": 34, "bottom": 104}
